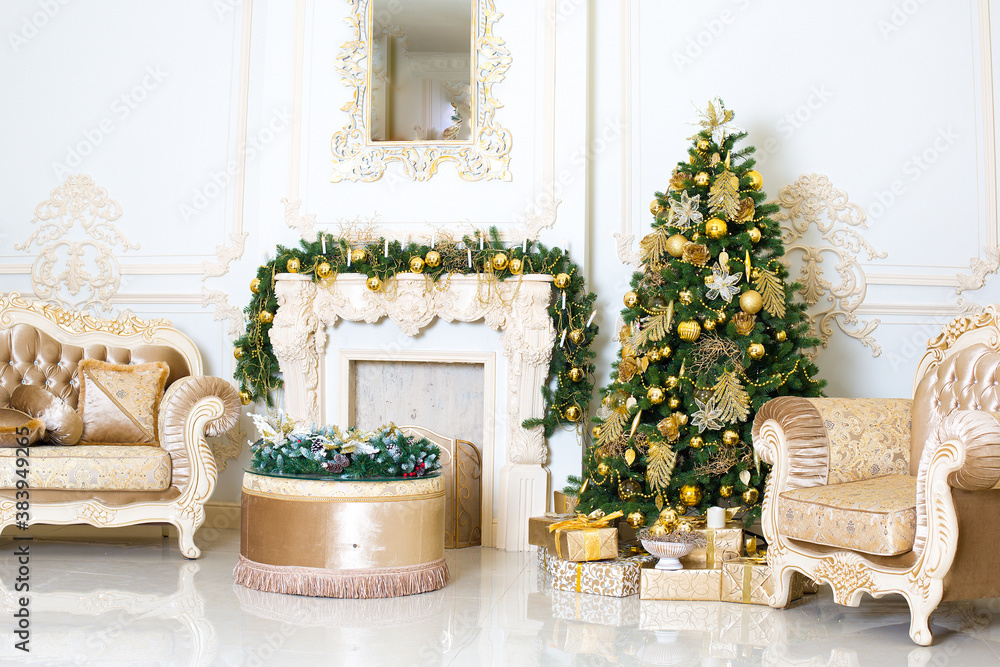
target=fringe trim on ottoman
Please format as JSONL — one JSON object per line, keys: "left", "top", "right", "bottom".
{"left": 233, "top": 555, "right": 450, "bottom": 598}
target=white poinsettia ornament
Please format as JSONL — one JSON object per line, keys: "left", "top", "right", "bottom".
{"left": 704, "top": 262, "right": 742, "bottom": 303}
{"left": 691, "top": 396, "right": 725, "bottom": 434}
{"left": 669, "top": 191, "right": 703, "bottom": 230}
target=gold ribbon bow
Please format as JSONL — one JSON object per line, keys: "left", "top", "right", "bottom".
{"left": 548, "top": 510, "right": 623, "bottom": 560}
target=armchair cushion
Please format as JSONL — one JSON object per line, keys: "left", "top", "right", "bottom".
{"left": 810, "top": 398, "right": 912, "bottom": 484}
{"left": 777, "top": 474, "right": 917, "bottom": 556}
{"left": 0, "top": 444, "right": 171, "bottom": 491}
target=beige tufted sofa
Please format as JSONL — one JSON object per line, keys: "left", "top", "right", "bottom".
{"left": 752, "top": 305, "right": 1000, "bottom": 645}
{"left": 0, "top": 293, "right": 240, "bottom": 558}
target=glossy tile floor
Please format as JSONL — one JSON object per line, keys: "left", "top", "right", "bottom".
{"left": 3, "top": 527, "right": 1000, "bottom": 666}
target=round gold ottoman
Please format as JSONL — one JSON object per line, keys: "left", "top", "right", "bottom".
{"left": 233, "top": 471, "right": 448, "bottom": 598}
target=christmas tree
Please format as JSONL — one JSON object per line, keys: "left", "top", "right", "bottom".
{"left": 577, "top": 100, "right": 824, "bottom": 527}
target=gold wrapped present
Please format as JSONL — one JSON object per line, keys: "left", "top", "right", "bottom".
{"left": 542, "top": 547, "right": 655, "bottom": 597}
{"left": 554, "top": 491, "right": 578, "bottom": 515}
{"left": 680, "top": 522, "right": 744, "bottom": 569}
{"left": 528, "top": 512, "right": 620, "bottom": 562}
{"left": 720, "top": 557, "right": 804, "bottom": 606}
{"left": 640, "top": 564, "right": 723, "bottom": 601}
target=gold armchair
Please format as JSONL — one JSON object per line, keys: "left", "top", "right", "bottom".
{"left": 752, "top": 307, "right": 1000, "bottom": 645}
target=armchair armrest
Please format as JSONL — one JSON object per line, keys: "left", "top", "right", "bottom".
{"left": 930, "top": 410, "right": 1000, "bottom": 491}
{"left": 752, "top": 397, "right": 833, "bottom": 492}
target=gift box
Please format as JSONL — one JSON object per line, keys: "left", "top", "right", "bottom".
{"left": 720, "top": 557, "right": 804, "bottom": 606}
{"left": 639, "top": 599, "right": 721, "bottom": 631}
{"left": 640, "top": 564, "right": 723, "bottom": 601}
{"left": 680, "top": 522, "right": 744, "bottom": 569}
{"left": 540, "top": 546, "right": 656, "bottom": 597}
{"left": 549, "top": 587, "right": 641, "bottom": 626}
{"left": 554, "top": 491, "right": 578, "bottom": 515}
{"left": 528, "top": 514, "right": 619, "bottom": 562}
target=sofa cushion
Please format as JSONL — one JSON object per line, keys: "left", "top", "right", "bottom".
{"left": 0, "top": 407, "right": 44, "bottom": 447}
{"left": 777, "top": 474, "right": 917, "bottom": 556}
{"left": 10, "top": 385, "right": 82, "bottom": 445}
{"left": 78, "top": 359, "right": 168, "bottom": 445}
{"left": 0, "top": 445, "right": 171, "bottom": 491}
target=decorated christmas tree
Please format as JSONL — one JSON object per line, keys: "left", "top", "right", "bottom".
{"left": 576, "top": 100, "right": 824, "bottom": 527}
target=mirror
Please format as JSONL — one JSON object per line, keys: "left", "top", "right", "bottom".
{"left": 370, "top": 0, "right": 473, "bottom": 142}
{"left": 331, "top": 0, "right": 512, "bottom": 182}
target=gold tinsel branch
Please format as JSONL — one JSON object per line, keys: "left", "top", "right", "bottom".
{"left": 712, "top": 370, "right": 750, "bottom": 423}
{"left": 690, "top": 332, "right": 743, "bottom": 377}
{"left": 754, "top": 267, "right": 786, "bottom": 318}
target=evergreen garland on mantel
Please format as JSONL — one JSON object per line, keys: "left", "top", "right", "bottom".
{"left": 233, "top": 228, "right": 598, "bottom": 436}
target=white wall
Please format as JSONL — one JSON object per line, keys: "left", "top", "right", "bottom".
{"left": 1, "top": 0, "right": 998, "bottom": 512}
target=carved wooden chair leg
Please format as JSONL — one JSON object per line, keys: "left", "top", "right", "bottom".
{"left": 173, "top": 517, "right": 202, "bottom": 559}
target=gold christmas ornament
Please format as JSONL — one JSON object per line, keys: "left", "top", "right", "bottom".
{"left": 776, "top": 330, "right": 787, "bottom": 342}
{"left": 408, "top": 256, "right": 425, "bottom": 273}
{"left": 664, "top": 376, "right": 679, "bottom": 390}
{"left": 666, "top": 234, "right": 690, "bottom": 258}
{"left": 678, "top": 320, "right": 702, "bottom": 341}
{"left": 569, "top": 329, "right": 585, "bottom": 344}
{"left": 682, "top": 243, "right": 711, "bottom": 267}
{"left": 619, "top": 478, "right": 642, "bottom": 500}
{"left": 679, "top": 483, "right": 703, "bottom": 506}
{"left": 648, "top": 295, "right": 668, "bottom": 311}
{"left": 647, "top": 386, "right": 665, "bottom": 405}
{"left": 660, "top": 345, "right": 672, "bottom": 358}
{"left": 233, "top": 347, "right": 243, "bottom": 360}
{"left": 239, "top": 391, "right": 252, "bottom": 405}
{"left": 424, "top": 250, "right": 442, "bottom": 267}
{"left": 703, "top": 318, "right": 716, "bottom": 331}
{"left": 748, "top": 227, "right": 761, "bottom": 244}
{"left": 596, "top": 461, "right": 611, "bottom": 476}
{"left": 748, "top": 342, "right": 765, "bottom": 359}
{"left": 697, "top": 139, "right": 711, "bottom": 152}
{"left": 365, "top": 275, "right": 382, "bottom": 292}
{"left": 746, "top": 170, "right": 763, "bottom": 190}
{"left": 722, "top": 430, "right": 739, "bottom": 446}
{"left": 610, "top": 391, "right": 630, "bottom": 414}
{"left": 650, "top": 199, "right": 665, "bottom": 216}
{"left": 733, "top": 311, "right": 756, "bottom": 336}
{"left": 717, "top": 311, "right": 728, "bottom": 324}
{"left": 679, "top": 290, "right": 693, "bottom": 305}
{"left": 657, "top": 415, "right": 680, "bottom": 441}
{"left": 568, "top": 367, "right": 584, "bottom": 382}
{"left": 626, "top": 510, "right": 646, "bottom": 529}
{"left": 554, "top": 272, "right": 571, "bottom": 289}
{"left": 649, "top": 522, "right": 668, "bottom": 537}
{"left": 668, "top": 396, "right": 680, "bottom": 409}
{"left": 647, "top": 348, "right": 662, "bottom": 362}
{"left": 740, "top": 290, "right": 763, "bottom": 314}
{"left": 258, "top": 311, "right": 273, "bottom": 324}
{"left": 694, "top": 172, "right": 710, "bottom": 187}
{"left": 673, "top": 412, "right": 688, "bottom": 426}
{"left": 591, "top": 425, "right": 602, "bottom": 439}
{"left": 705, "top": 217, "right": 728, "bottom": 240}
{"left": 624, "top": 291, "right": 639, "bottom": 308}
{"left": 719, "top": 485, "right": 734, "bottom": 498}
{"left": 675, "top": 520, "right": 693, "bottom": 533}
{"left": 659, "top": 508, "right": 679, "bottom": 524}
{"left": 250, "top": 278, "right": 261, "bottom": 294}
{"left": 564, "top": 405, "right": 582, "bottom": 422}
{"left": 689, "top": 436, "right": 704, "bottom": 449}
{"left": 316, "top": 262, "right": 333, "bottom": 279}
{"left": 491, "top": 253, "right": 509, "bottom": 271}
{"left": 286, "top": 258, "right": 300, "bottom": 273}
{"left": 743, "top": 488, "right": 760, "bottom": 505}
{"left": 508, "top": 257, "right": 524, "bottom": 275}
{"left": 351, "top": 248, "right": 367, "bottom": 264}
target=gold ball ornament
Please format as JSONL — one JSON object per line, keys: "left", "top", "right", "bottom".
{"left": 660, "top": 345, "right": 672, "bottom": 358}
{"left": 624, "top": 291, "right": 639, "bottom": 308}
{"left": 316, "top": 262, "right": 333, "bottom": 279}
{"left": 689, "top": 436, "right": 704, "bottom": 449}
{"left": 250, "top": 278, "right": 261, "bottom": 294}
{"left": 619, "top": 478, "right": 642, "bottom": 501}
{"left": 664, "top": 376, "right": 679, "bottom": 390}
{"left": 658, "top": 507, "right": 679, "bottom": 524}
{"left": 743, "top": 488, "right": 760, "bottom": 505}
{"left": 286, "top": 257, "right": 300, "bottom": 273}
{"left": 746, "top": 170, "right": 763, "bottom": 190}
{"left": 258, "top": 311, "right": 273, "bottom": 324}
{"left": 740, "top": 290, "right": 763, "bottom": 314}
{"left": 722, "top": 430, "right": 739, "bottom": 446}
{"left": 569, "top": 329, "right": 585, "bottom": 345}
{"left": 568, "top": 367, "right": 584, "bottom": 382}
{"left": 679, "top": 484, "right": 703, "bottom": 506}
{"left": 591, "top": 425, "right": 602, "bottom": 439}
{"left": 650, "top": 199, "right": 665, "bottom": 216}
{"left": 668, "top": 396, "right": 680, "bottom": 409}
{"left": 564, "top": 405, "right": 582, "bottom": 422}
{"left": 626, "top": 511, "right": 646, "bottom": 529}
{"left": 705, "top": 217, "right": 728, "bottom": 240}
{"left": 703, "top": 318, "right": 716, "bottom": 331}
{"left": 351, "top": 248, "right": 367, "bottom": 264}
{"left": 717, "top": 311, "right": 728, "bottom": 324}
{"left": 649, "top": 522, "right": 668, "bottom": 537}
{"left": 408, "top": 256, "right": 425, "bottom": 273}
{"left": 233, "top": 347, "right": 244, "bottom": 360}
{"left": 647, "top": 386, "right": 665, "bottom": 405}
{"left": 609, "top": 391, "right": 630, "bottom": 414}
{"left": 776, "top": 330, "right": 787, "bottom": 342}
{"left": 666, "top": 234, "right": 689, "bottom": 258}
{"left": 719, "top": 485, "right": 734, "bottom": 498}
{"left": 679, "top": 290, "right": 693, "bottom": 305}
{"left": 508, "top": 258, "right": 524, "bottom": 275}
{"left": 675, "top": 520, "right": 693, "bottom": 533}
{"left": 748, "top": 227, "right": 762, "bottom": 244}
{"left": 365, "top": 275, "right": 382, "bottom": 292}
{"left": 596, "top": 461, "right": 610, "bottom": 476}
{"left": 424, "top": 250, "right": 442, "bottom": 268}
{"left": 697, "top": 139, "right": 711, "bottom": 152}
{"left": 694, "top": 172, "right": 710, "bottom": 187}
{"left": 678, "top": 319, "right": 702, "bottom": 341}
{"left": 239, "top": 391, "right": 253, "bottom": 405}
{"left": 647, "top": 348, "right": 662, "bottom": 362}
{"left": 748, "top": 342, "right": 765, "bottom": 359}
{"left": 554, "top": 272, "right": 571, "bottom": 289}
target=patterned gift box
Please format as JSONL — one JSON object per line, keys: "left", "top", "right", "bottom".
{"left": 553, "top": 491, "right": 578, "bottom": 515}
{"left": 720, "top": 557, "right": 804, "bottom": 606}
{"left": 640, "top": 564, "right": 723, "bottom": 601}
{"left": 639, "top": 599, "right": 721, "bottom": 631}
{"left": 528, "top": 514, "right": 618, "bottom": 562}
{"left": 541, "top": 546, "right": 656, "bottom": 597}
{"left": 549, "top": 587, "right": 641, "bottom": 626}
{"left": 680, "top": 522, "right": 744, "bottom": 569}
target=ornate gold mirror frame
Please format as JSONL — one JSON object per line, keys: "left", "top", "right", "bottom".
{"left": 331, "top": 0, "right": 512, "bottom": 182}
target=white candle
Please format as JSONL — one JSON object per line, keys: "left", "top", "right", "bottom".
{"left": 559, "top": 329, "right": 567, "bottom": 347}
{"left": 561, "top": 291, "right": 566, "bottom": 310}
{"left": 467, "top": 248, "right": 472, "bottom": 268}
{"left": 347, "top": 247, "right": 352, "bottom": 268}
{"left": 384, "top": 238, "right": 389, "bottom": 257}
{"left": 479, "top": 235, "right": 484, "bottom": 250}
{"left": 522, "top": 239, "right": 527, "bottom": 254}
{"left": 707, "top": 506, "right": 726, "bottom": 529}
{"left": 321, "top": 235, "right": 326, "bottom": 254}
{"left": 587, "top": 311, "right": 597, "bottom": 327}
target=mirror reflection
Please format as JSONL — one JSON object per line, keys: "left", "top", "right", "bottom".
{"left": 370, "top": 0, "right": 473, "bottom": 142}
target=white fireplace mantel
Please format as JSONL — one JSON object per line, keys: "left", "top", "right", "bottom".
{"left": 269, "top": 273, "right": 556, "bottom": 551}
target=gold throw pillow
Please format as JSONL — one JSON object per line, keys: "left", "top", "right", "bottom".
{"left": 0, "top": 408, "right": 45, "bottom": 447}
{"left": 10, "top": 385, "right": 83, "bottom": 446}
{"left": 77, "top": 359, "right": 169, "bottom": 446}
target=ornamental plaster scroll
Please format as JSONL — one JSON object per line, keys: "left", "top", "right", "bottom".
{"left": 282, "top": 198, "right": 317, "bottom": 240}
{"left": 772, "top": 174, "right": 887, "bottom": 358}
{"left": 202, "top": 231, "right": 249, "bottom": 279}
{"left": 201, "top": 287, "right": 245, "bottom": 339}
{"left": 330, "top": 0, "right": 512, "bottom": 182}
{"left": 956, "top": 244, "right": 1000, "bottom": 294}
{"left": 15, "top": 174, "right": 140, "bottom": 314}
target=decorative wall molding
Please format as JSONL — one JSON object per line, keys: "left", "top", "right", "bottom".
{"left": 15, "top": 175, "right": 139, "bottom": 314}
{"left": 202, "top": 231, "right": 250, "bottom": 279}
{"left": 282, "top": 198, "right": 316, "bottom": 240}
{"left": 772, "top": 174, "right": 887, "bottom": 357}
{"left": 201, "top": 288, "right": 245, "bottom": 338}
{"left": 270, "top": 273, "right": 555, "bottom": 550}
{"left": 330, "top": 0, "right": 512, "bottom": 182}
{"left": 956, "top": 244, "right": 1000, "bottom": 294}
